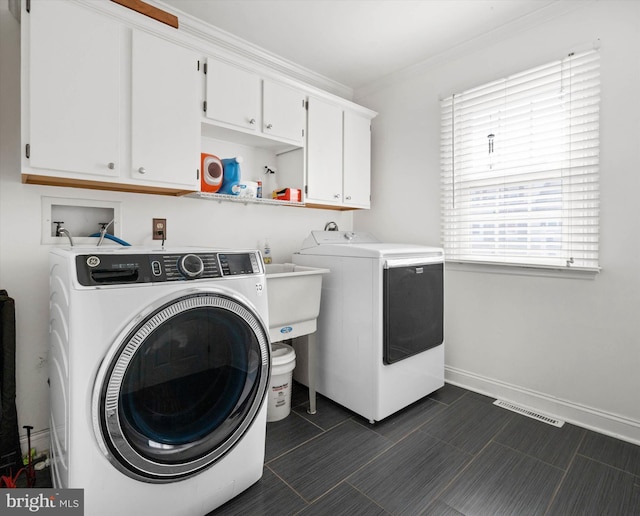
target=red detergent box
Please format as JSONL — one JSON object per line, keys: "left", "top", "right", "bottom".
{"left": 272, "top": 188, "right": 301, "bottom": 202}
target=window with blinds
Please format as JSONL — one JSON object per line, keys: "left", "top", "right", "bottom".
{"left": 440, "top": 50, "right": 600, "bottom": 271}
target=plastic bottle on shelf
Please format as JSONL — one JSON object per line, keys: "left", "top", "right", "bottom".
{"left": 218, "top": 156, "right": 243, "bottom": 195}
{"left": 263, "top": 239, "right": 272, "bottom": 264}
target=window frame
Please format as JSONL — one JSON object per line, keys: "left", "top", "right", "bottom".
{"left": 440, "top": 50, "right": 601, "bottom": 277}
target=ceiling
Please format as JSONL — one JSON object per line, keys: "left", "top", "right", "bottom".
{"left": 161, "top": 0, "right": 561, "bottom": 91}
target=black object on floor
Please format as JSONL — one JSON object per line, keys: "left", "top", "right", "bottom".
{"left": 0, "top": 290, "right": 23, "bottom": 479}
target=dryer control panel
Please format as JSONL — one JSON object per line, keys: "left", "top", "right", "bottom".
{"left": 75, "top": 251, "right": 262, "bottom": 286}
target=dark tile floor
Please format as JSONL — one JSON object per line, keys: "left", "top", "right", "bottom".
{"left": 18, "top": 383, "right": 640, "bottom": 515}
{"left": 210, "top": 382, "right": 640, "bottom": 516}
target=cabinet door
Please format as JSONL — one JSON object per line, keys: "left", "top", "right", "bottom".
{"left": 28, "top": 0, "right": 120, "bottom": 177}
{"left": 131, "top": 31, "right": 200, "bottom": 188}
{"left": 205, "top": 59, "right": 260, "bottom": 131}
{"left": 263, "top": 80, "right": 305, "bottom": 144}
{"left": 343, "top": 111, "right": 371, "bottom": 208}
{"left": 306, "top": 98, "right": 343, "bottom": 205}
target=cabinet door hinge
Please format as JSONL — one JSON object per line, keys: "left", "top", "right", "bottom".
{"left": 203, "top": 101, "right": 207, "bottom": 113}
{"left": 25, "top": 144, "right": 30, "bottom": 159}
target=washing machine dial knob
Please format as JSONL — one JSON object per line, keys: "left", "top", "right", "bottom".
{"left": 178, "top": 254, "right": 204, "bottom": 279}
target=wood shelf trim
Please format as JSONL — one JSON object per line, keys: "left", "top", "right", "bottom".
{"left": 110, "top": 0, "right": 179, "bottom": 29}
{"left": 22, "top": 174, "right": 195, "bottom": 197}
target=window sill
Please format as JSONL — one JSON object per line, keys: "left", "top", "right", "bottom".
{"left": 445, "top": 260, "right": 600, "bottom": 280}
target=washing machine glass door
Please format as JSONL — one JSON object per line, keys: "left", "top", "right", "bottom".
{"left": 94, "top": 292, "right": 270, "bottom": 483}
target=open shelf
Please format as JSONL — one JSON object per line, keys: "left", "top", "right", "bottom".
{"left": 187, "top": 191, "right": 305, "bottom": 207}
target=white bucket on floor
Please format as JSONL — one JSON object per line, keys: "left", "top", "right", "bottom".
{"left": 267, "top": 343, "right": 296, "bottom": 422}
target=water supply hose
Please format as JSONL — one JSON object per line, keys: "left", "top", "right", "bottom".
{"left": 88, "top": 233, "right": 131, "bottom": 246}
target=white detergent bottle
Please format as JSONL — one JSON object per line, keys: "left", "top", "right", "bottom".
{"left": 263, "top": 239, "right": 272, "bottom": 264}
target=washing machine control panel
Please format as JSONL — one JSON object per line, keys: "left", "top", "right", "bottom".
{"left": 75, "top": 251, "right": 263, "bottom": 286}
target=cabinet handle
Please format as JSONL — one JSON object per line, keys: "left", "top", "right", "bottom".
{"left": 108, "top": 162, "right": 115, "bottom": 170}
{"left": 266, "top": 123, "right": 273, "bottom": 129}
{"left": 138, "top": 167, "right": 146, "bottom": 174}
{"left": 334, "top": 194, "right": 341, "bottom": 199}
{"left": 346, "top": 196, "right": 352, "bottom": 200}
{"left": 249, "top": 118, "right": 256, "bottom": 125}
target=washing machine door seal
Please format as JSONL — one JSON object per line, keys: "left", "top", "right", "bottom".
{"left": 93, "top": 290, "right": 270, "bottom": 483}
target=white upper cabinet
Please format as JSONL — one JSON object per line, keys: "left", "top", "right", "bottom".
{"left": 131, "top": 31, "right": 200, "bottom": 187}
{"left": 306, "top": 97, "right": 343, "bottom": 206}
{"left": 21, "top": 0, "right": 374, "bottom": 205}
{"left": 306, "top": 97, "right": 374, "bottom": 209}
{"left": 204, "top": 58, "right": 305, "bottom": 146}
{"left": 343, "top": 111, "right": 372, "bottom": 209}
{"left": 27, "top": 0, "right": 120, "bottom": 178}
{"left": 262, "top": 80, "right": 306, "bottom": 143}
{"left": 204, "top": 59, "right": 260, "bottom": 132}
{"left": 22, "top": 0, "right": 200, "bottom": 193}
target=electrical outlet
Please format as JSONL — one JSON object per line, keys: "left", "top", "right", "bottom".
{"left": 153, "top": 218, "right": 166, "bottom": 240}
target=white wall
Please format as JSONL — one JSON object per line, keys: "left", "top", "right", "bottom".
{"left": 355, "top": 1, "right": 640, "bottom": 443}
{"left": 0, "top": 1, "right": 353, "bottom": 450}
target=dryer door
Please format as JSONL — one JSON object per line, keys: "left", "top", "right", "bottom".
{"left": 93, "top": 292, "right": 270, "bottom": 483}
{"left": 383, "top": 259, "right": 443, "bottom": 364}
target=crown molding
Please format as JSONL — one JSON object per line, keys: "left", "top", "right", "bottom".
{"left": 154, "top": 0, "right": 354, "bottom": 101}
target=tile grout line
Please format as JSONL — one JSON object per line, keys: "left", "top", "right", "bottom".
{"left": 542, "top": 428, "right": 588, "bottom": 515}
{"left": 490, "top": 440, "right": 569, "bottom": 473}
{"left": 293, "top": 395, "right": 456, "bottom": 513}
{"left": 265, "top": 412, "right": 353, "bottom": 512}
{"left": 264, "top": 463, "right": 313, "bottom": 511}
{"left": 269, "top": 418, "right": 396, "bottom": 509}
{"left": 574, "top": 451, "right": 640, "bottom": 478}
{"left": 312, "top": 394, "right": 464, "bottom": 513}
{"left": 265, "top": 408, "right": 356, "bottom": 465}
{"left": 338, "top": 481, "right": 391, "bottom": 515}
{"left": 419, "top": 409, "right": 516, "bottom": 513}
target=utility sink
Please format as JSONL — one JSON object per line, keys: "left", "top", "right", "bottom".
{"left": 264, "top": 263, "right": 329, "bottom": 343}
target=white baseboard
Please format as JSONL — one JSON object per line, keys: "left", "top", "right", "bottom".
{"left": 445, "top": 366, "right": 640, "bottom": 446}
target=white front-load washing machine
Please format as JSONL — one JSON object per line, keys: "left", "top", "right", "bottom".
{"left": 49, "top": 247, "right": 271, "bottom": 516}
{"left": 293, "top": 231, "right": 444, "bottom": 423}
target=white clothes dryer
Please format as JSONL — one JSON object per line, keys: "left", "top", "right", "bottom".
{"left": 49, "top": 247, "right": 270, "bottom": 516}
{"left": 293, "top": 231, "right": 444, "bottom": 423}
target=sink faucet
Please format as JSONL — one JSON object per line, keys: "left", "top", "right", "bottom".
{"left": 53, "top": 221, "right": 74, "bottom": 247}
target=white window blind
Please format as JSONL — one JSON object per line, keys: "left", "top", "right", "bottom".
{"left": 441, "top": 50, "right": 600, "bottom": 271}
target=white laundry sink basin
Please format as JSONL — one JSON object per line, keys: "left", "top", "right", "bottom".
{"left": 265, "top": 263, "right": 329, "bottom": 343}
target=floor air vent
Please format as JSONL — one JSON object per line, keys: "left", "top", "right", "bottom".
{"left": 493, "top": 400, "right": 565, "bottom": 428}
